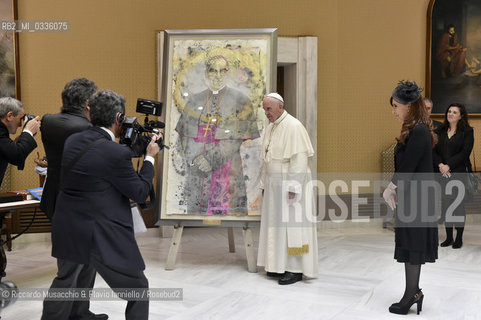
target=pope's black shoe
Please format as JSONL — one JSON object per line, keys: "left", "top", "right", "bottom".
{"left": 266, "top": 271, "right": 284, "bottom": 278}
{"left": 278, "top": 272, "right": 303, "bottom": 285}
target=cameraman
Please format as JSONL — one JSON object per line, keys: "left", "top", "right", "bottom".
{"left": 40, "top": 78, "right": 97, "bottom": 220}
{"left": 42, "top": 90, "right": 162, "bottom": 320}
{"left": 0, "top": 97, "right": 40, "bottom": 186}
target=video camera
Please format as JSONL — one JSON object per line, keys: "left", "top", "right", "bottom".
{"left": 119, "top": 98, "right": 168, "bottom": 157}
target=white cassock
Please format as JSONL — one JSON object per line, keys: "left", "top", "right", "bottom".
{"left": 257, "top": 111, "right": 319, "bottom": 278}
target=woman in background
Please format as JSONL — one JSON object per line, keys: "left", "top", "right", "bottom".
{"left": 433, "top": 103, "right": 474, "bottom": 249}
{"left": 383, "top": 81, "right": 438, "bottom": 315}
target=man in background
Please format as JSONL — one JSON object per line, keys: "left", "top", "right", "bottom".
{"left": 0, "top": 97, "right": 40, "bottom": 186}
{"left": 40, "top": 78, "right": 107, "bottom": 320}
{"left": 40, "top": 78, "right": 97, "bottom": 220}
{"left": 424, "top": 97, "right": 442, "bottom": 129}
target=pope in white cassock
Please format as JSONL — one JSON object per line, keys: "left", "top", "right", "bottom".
{"left": 257, "top": 93, "right": 319, "bottom": 285}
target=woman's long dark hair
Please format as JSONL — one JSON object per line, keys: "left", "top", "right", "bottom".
{"left": 440, "top": 103, "right": 471, "bottom": 131}
{"left": 390, "top": 96, "right": 438, "bottom": 147}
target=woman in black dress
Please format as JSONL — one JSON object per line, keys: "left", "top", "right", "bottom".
{"left": 383, "top": 81, "right": 438, "bottom": 315}
{"left": 433, "top": 103, "right": 474, "bottom": 249}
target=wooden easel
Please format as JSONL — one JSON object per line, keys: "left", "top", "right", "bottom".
{"left": 165, "top": 223, "right": 258, "bottom": 273}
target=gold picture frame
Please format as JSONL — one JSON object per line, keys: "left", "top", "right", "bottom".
{"left": 426, "top": 0, "right": 481, "bottom": 115}
{"left": 158, "top": 28, "right": 277, "bottom": 223}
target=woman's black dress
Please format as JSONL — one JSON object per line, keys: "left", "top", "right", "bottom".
{"left": 392, "top": 122, "right": 438, "bottom": 264}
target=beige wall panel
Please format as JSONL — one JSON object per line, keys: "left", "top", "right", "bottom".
{"left": 13, "top": 0, "right": 481, "bottom": 190}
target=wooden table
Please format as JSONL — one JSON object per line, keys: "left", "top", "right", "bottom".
{"left": 0, "top": 200, "right": 40, "bottom": 281}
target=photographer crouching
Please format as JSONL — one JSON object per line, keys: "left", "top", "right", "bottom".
{"left": 42, "top": 90, "right": 162, "bottom": 320}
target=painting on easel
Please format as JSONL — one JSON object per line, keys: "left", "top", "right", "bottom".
{"left": 158, "top": 29, "right": 277, "bottom": 222}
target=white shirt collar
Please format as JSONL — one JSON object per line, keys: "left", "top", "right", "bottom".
{"left": 273, "top": 111, "right": 288, "bottom": 124}
{"left": 211, "top": 85, "right": 226, "bottom": 95}
{"left": 100, "top": 127, "right": 116, "bottom": 141}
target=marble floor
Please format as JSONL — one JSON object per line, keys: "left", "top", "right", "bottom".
{"left": 2, "top": 220, "right": 481, "bottom": 320}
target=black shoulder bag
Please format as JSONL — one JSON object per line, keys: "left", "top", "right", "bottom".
{"left": 465, "top": 145, "right": 480, "bottom": 202}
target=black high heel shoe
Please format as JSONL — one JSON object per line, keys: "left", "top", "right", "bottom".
{"left": 389, "top": 289, "right": 424, "bottom": 315}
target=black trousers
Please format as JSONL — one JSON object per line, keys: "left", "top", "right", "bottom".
{"left": 41, "top": 260, "right": 96, "bottom": 320}
{"left": 42, "top": 253, "right": 149, "bottom": 320}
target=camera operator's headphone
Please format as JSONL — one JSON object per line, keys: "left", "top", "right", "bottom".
{"left": 117, "top": 112, "right": 125, "bottom": 124}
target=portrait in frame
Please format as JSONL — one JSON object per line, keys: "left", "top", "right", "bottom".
{"left": 0, "top": 0, "right": 19, "bottom": 98}
{"left": 159, "top": 28, "right": 277, "bottom": 222}
{"left": 427, "top": 0, "right": 481, "bottom": 115}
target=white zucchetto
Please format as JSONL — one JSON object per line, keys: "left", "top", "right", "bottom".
{"left": 266, "top": 92, "right": 284, "bottom": 103}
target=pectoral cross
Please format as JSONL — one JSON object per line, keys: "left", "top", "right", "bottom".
{"left": 264, "top": 123, "right": 277, "bottom": 156}
{"left": 203, "top": 116, "right": 217, "bottom": 138}
{"left": 203, "top": 124, "right": 211, "bottom": 138}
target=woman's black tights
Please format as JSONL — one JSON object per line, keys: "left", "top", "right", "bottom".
{"left": 399, "top": 263, "right": 421, "bottom": 305}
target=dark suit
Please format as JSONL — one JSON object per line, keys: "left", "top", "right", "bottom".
{"left": 40, "top": 110, "right": 92, "bottom": 220}
{"left": 40, "top": 110, "right": 97, "bottom": 320}
{"left": 433, "top": 126, "right": 474, "bottom": 228}
{"left": 43, "top": 127, "right": 154, "bottom": 320}
{"left": 0, "top": 121, "right": 37, "bottom": 186}
{"left": 433, "top": 126, "right": 474, "bottom": 173}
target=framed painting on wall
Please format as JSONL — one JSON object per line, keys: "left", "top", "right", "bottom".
{"left": 427, "top": 0, "right": 481, "bottom": 115}
{"left": 0, "top": 0, "right": 19, "bottom": 98}
{"left": 158, "top": 28, "right": 277, "bottom": 222}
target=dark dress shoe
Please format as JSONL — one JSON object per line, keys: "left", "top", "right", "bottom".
{"left": 440, "top": 238, "right": 453, "bottom": 247}
{"left": 278, "top": 272, "right": 302, "bottom": 285}
{"left": 452, "top": 239, "right": 463, "bottom": 249}
{"left": 80, "top": 313, "right": 109, "bottom": 320}
{"left": 266, "top": 272, "right": 284, "bottom": 277}
{"left": 70, "top": 312, "right": 109, "bottom": 320}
